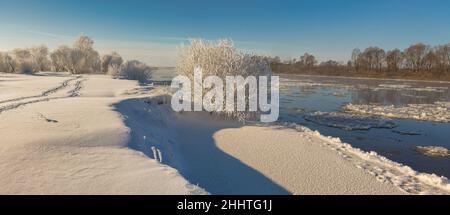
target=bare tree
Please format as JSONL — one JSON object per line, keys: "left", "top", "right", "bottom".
{"left": 320, "top": 60, "right": 340, "bottom": 67}
{"left": 300, "top": 52, "right": 316, "bottom": 68}
{"left": 351, "top": 48, "right": 361, "bottom": 71}
{"left": 435, "top": 44, "right": 450, "bottom": 73}
{"left": 361, "top": 47, "right": 385, "bottom": 71}
{"left": 423, "top": 50, "right": 438, "bottom": 71}
{"left": 386, "top": 49, "right": 403, "bottom": 72}
{"left": 404, "top": 43, "right": 429, "bottom": 70}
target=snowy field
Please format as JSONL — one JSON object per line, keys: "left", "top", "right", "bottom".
{"left": 0, "top": 72, "right": 205, "bottom": 194}
{"left": 1, "top": 72, "right": 450, "bottom": 194}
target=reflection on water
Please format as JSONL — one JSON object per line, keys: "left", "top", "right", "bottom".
{"left": 279, "top": 74, "right": 450, "bottom": 178}
{"left": 151, "top": 68, "right": 450, "bottom": 178}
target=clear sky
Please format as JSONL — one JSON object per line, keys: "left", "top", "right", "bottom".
{"left": 1, "top": 0, "right": 450, "bottom": 66}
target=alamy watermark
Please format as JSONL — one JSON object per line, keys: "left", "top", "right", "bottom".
{"left": 170, "top": 67, "right": 279, "bottom": 122}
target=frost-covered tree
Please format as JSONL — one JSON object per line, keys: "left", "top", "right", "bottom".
{"left": 50, "top": 35, "right": 101, "bottom": 74}
{"left": 101, "top": 52, "right": 123, "bottom": 75}
{"left": 30, "top": 45, "right": 51, "bottom": 72}
{"left": 118, "top": 60, "right": 152, "bottom": 83}
{"left": 73, "top": 35, "right": 95, "bottom": 52}
{"left": 101, "top": 54, "right": 112, "bottom": 74}
{"left": 0, "top": 53, "right": 16, "bottom": 73}
{"left": 50, "top": 45, "right": 73, "bottom": 72}
{"left": 177, "top": 39, "right": 273, "bottom": 121}
{"left": 72, "top": 35, "right": 101, "bottom": 74}
{"left": 11, "top": 48, "right": 36, "bottom": 74}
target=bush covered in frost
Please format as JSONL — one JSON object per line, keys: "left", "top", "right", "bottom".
{"left": 118, "top": 60, "right": 153, "bottom": 83}
{"left": 101, "top": 52, "right": 123, "bottom": 75}
{"left": 177, "top": 39, "right": 273, "bottom": 121}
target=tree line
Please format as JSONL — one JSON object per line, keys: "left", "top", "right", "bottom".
{"left": 0, "top": 35, "right": 152, "bottom": 82}
{"left": 271, "top": 43, "right": 450, "bottom": 81}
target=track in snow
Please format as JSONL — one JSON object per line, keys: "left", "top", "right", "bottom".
{"left": 0, "top": 76, "right": 82, "bottom": 105}
{"left": 0, "top": 77, "right": 86, "bottom": 114}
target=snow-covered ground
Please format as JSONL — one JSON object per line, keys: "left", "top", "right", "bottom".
{"left": 114, "top": 92, "right": 450, "bottom": 194}
{"left": 0, "top": 72, "right": 205, "bottom": 194}
{"left": 1, "top": 72, "right": 449, "bottom": 194}
{"left": 343, "top": 102, "right": 450, "bottom": 123}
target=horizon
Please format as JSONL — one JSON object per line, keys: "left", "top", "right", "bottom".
{"left": 1, "top": 0, "right": 450, "bottom": 66}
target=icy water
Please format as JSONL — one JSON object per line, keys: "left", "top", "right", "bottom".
{"left": 153, "top": 68, "right": 450, "bottom": 178}
{"left": 279, "top": 74, "right": 450, "bottom": 178}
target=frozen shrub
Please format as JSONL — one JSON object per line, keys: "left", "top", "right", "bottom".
{"left": 119, "top": 60, "right": 153, "bottom": 83}
{"left": 177, "top": 39, "right": 273, "bottom": 121}
{"left": 101, "top": 52, "right": 123, "bottom": 75}
{"left": 12, "top": 48, "right": 36, "bottom": 74}
{"left": 0, "top": 48, "right": 47, "bottom": 73}
{"left": 18, "top": 61, "right": 35, "bottom": 74}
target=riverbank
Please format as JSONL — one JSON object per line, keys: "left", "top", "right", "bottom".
{"left": 114, "top": 88, "right": 450, "bottom": 194}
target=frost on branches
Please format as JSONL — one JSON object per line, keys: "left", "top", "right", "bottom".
{"left": 176, "top": 39, "right": 275, "bottom": 122}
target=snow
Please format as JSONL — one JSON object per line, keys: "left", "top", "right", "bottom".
{"left": 416, "top": 146, "right": 450, "bottom": 157}
{"left": 343, "top": 102, "right": 450, "bottom": 122}
{"left": 152, "top": 111, "right": 404, "bottom": 194}
{"left": 304, "top": 111, "right": 397, "bottom": 131}
{"left": 0, "top": 72, "right": 206, "bottom": 194}
{"left": 282, "top": 124, "right": 450, "bottom": 194}
{"left": 114, "top": 93, "right": 449, "bottom": 194}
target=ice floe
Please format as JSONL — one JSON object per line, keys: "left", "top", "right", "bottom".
{"left": 373, "top": 84, "right": 448, "bottom": 92}
{"left": 343, "top": 102, "right": 450, "bottom": 123}
{"left": 304, "top": 111, "right": 396, "bottom": 131}
{"left": 416, "top": 146, "right": 450, "bottom": 157}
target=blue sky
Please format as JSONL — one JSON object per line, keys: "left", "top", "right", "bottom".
{"left": 1, "top": 0, "right": 450, "bottom": 66}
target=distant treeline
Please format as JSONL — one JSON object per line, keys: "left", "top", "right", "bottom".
{"left": 0, "top": 34, "right": 153, "bottom": 83}
{"left": 270, "top": 43, "right": 450, "bottom": 81}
